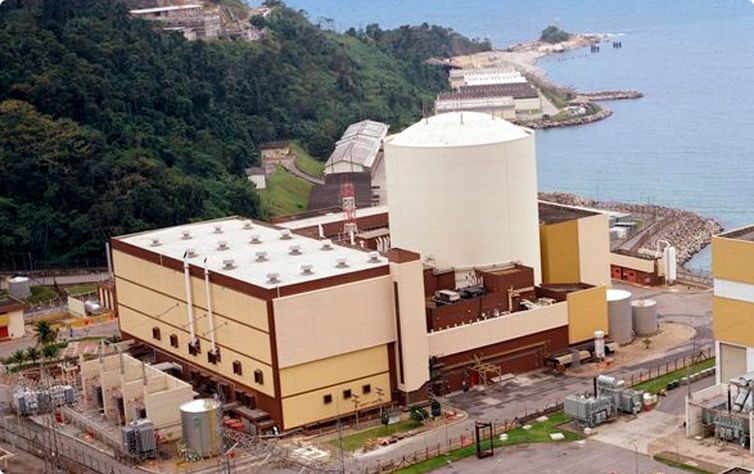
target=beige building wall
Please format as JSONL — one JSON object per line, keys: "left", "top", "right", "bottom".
{"left": 719, "top": 342, "right": 747, "bottom": 383}
{"left": 7, "top": 308, "right": 24, "bottom": 339}
{"left": 278, "top": 345, "right": 391, "bottom": 429}
{"left": 566, "top": 286, "right": 608, "bottom": 344}
{"left": 272, "top": 276, "right": 396, "bottom": 369}
{"left": 610, "top": 252, "right": 655, "bottom": 273}
{"left": 113, "top": 249, "right": 274, "bottom": 397}
{"left": 428, "top": 302, "right": 568, "bottom": 357}
{"left": 390, "top": 258, "right": 430, "bottom": 394}
{"left": 577, "top": 214, "right": 611, "bottom": 287}
{"left": 713, "top": 296, "right": 754, "bottom": 349}
{"left": 713, "top": 236, "right": 754, "bottom": 284}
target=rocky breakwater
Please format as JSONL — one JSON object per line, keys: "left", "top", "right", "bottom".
{"left": 578, "top": 90, "right": 644, "bottom": 101}
{"left": 539, "top": 192, "right": 724, "bottom": 265}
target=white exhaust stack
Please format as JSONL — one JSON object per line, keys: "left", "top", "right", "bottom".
{"left": 183, "top": 252, "right": 196, "bottom": 343}
{"left": 203, "top": 258, "right": 217, "bottom": 352}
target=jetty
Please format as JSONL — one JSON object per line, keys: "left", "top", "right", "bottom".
{"left": 579, "top": 90, "right": 644, "bottom": 101}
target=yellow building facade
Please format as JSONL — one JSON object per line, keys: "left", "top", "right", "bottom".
{"left": 712, "top": 227, "right": 754, "bottom": 383}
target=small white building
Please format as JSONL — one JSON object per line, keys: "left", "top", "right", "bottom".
{"left": 435, "top": 94, "right": 516, "bottom": 120}
{"left": 449, "top": 68, "right": 527, "bottom": 90}
{"left": 246, "top": 167, "right": 267, "bottom": 190}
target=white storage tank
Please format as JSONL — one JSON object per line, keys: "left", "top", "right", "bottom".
{"left": 9, "top": 276, "right": 31, "bottom": 300}
{"left": 607, "top": 289, "right": 633, "bottom": 344}
{"left": 180, "top": 398, "right": 222, "bottom": 458}
{"left": 384, "top": 112, "right": 541, "bottom": 284}
{"left": 632, "top": 299, "right": 658, "bottom": 336}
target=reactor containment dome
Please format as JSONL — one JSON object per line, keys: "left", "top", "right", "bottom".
{"left": 384, "top": 112, "right": 541, "bottom": 284}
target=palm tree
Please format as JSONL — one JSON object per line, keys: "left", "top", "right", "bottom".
{"left": 35, "top": 321, "right": 58, "bottom": 346}
{"left": 26, "top": 346, "right": 40, "bottom": 365}
{"left": 42, "top": 343, "right": 60, "bottom": 361}
{"left": 9, "top": 349, "right": 26, "bottom": 365}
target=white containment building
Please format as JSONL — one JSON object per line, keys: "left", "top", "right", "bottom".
{"left": 384, "top": 112, "right": 541, "bottom": 285}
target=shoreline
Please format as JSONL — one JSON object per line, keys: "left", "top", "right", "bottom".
{"left": 540, "top": 192, "right": 722, "bottom": 271}
{"left": 451, "top": 33, "right": 641, "bottom": 128}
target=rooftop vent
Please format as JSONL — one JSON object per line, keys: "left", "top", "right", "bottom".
{"left": 266, "top": 272, "right": 280, "bottom": 284}
{"left": 150, "top": 237, "right": 161, "bottom": 247}
{"left": 289, "top": 245, "right": 302, "bottom": 256}
{"left": 335, "top": 258, "right": 349, "bottom": 269}
{"left": 181, "top": 230, "right": 192, "bottom": 240}
{"left": 217, "top": 241, "right": 229, "bottom": 251}
{"left": 368, "top": 251, "right": 381, "bottom": 263}
{"left": 300, "top": 264, "right": 314, "bottom": 275}
{"left": 280, "top": 229, "right": 292, "bottom": 240}
{"left": 186, "top": 248, "right": 198, "bottom": 258}
{"left": 243, "top": 220, "right": 253, "bottom": 230}
{"left": 255, "top": 251, "right": 268, "bottom": 262}
{"left": 222, "top": 259, "right": 236, "bottom": 270}
{"left": 321, "top": 239, "right": 334, "bottom": 251}
{"left": 213, "top": 225, "right": 223, "bottom": 234}
{"left": 250, "top": 234, "right": 261, "bottom": 244}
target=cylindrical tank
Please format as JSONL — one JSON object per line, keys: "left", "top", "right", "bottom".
{"left": 384, "top": 112, "right": 541, "bottom": 283}
{"left": 632, "top": 299, "right": 658, "bottom": 336}
{"left": 9, "top": 276, "right": 31, "bottom": 300}
{"left": 607, "top": 289, "right": 633, "bottom": 344}
{"left": 180, "top": 398, "right": 222, "bottom": 457}
{"left": 594, "top": 330, "right": 606, "bottom": 359}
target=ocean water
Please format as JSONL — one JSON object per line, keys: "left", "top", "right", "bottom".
{"left": 288, "top": 0, "right": 754, "bottom": 269}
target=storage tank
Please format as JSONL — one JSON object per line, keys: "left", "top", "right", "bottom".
{"left": 632, "top": 299, "right": 658, "bottom": 336}
{"left": 180, "top": 398, "right": 222, "bottom": 457}
{"left": 9, "top": 276, "right": 31, "bottom": 300}
{"left": 384, "top": 112, "right": 541, "bottom": 285}
{"left": 607, "top": 289, "right": 633, "bottom": 344}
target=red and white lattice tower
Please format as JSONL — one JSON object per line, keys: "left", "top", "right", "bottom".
{"left": 341, "top": 182, "right": 358, "bottom": 243}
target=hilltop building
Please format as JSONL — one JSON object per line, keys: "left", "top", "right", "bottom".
{"left": 111, "top": 112, "right": 611, "bottom": 433}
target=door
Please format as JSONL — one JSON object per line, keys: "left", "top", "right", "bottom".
{"left": 0, "top": 326, "right": 9, "bottom": 338}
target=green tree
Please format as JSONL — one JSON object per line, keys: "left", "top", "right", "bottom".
{"left": 9, "top": 349, "right": 27, "bottom": 365}
{"left": 42, "top": 343, "right": 60, "bottom": 361}
{"left": 26, "top": 346, "right": 40, "bottom": 364}
{"left": 540, "top": 25, "right": 571, "bottom": 44}
{"left": 35, "top": 321, "right": 58, "bottom": 346}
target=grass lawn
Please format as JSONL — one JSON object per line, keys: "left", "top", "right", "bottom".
{"left": 66, "top": 284, "right": 97, "bottom": 297}
{"left": 396, "top": 412, "right": 581, "bottom": 474}
{"left": 259, "top": 165, "right": 313, "bottom": 217}
{"left": 329, "top": 419, "right": 422, "bottom": 452}
{"left": 653, "top": 454, "right": 714, "bottom": 474}
{"left": 291, "top": 141, "right": 325, "bottom": 178}
{"left": 633, "top": 358, "right": 715, "bottom": 394}
{"left": 27, "top": 286, "right": 58, "bottom": 305}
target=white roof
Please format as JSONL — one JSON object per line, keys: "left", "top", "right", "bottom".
{"left": 325, "top": 120, "right": 388, "bottom": 172}
{"left": 117, "top": 217, "right": 387, "bottom": 289}
{"left": 277, "top": 206, "right": 389, "bottom": 230}
{"left": 386, "top": 112, "right": 530, "bottom": 148}
{"left": 130, "top": 4, "right": 202, "bottom": 14}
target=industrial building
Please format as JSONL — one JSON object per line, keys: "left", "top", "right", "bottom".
{"left": 129, "top": 4, "right": 221, "bottom": 40}
{"left": 448, "top": 68, "right": 528, "bottom": 90}
{"left": 686, "top": 225, "right": 754, "bottom": 452}
{"left": 458, "top": 83, "right": 543, "bottom": 114}
{"left": 435, "top": 94, "right": 516, "bottom": 120}
{"left": 111, "top": 111, "right": 613, "bottom": 432}
{"left": 323, "top": 120, "right": 389, "bottom": 176}
{"left": 80, "top": 352, "right": 195, "bottom": 441}
{"left": 0, "top": 298, "right": 25, "bottom": 340}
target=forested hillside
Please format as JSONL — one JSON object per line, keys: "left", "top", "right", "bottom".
{"left": 0, "top": 0, "right": 489, "bottom": 268}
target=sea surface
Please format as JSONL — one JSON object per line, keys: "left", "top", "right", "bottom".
{"left": 287, "top": 0, "right": 754, "bottom": 270}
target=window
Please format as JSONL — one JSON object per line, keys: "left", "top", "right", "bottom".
{"left": 233, "top": 361, "right": 243, "bottom": 375}
{"left": 343, "top": 389, "right": 352, "bottom": 399}
{"left": 323, "top": 394, "right": 332, "bottom": 405}
{"left": 152, "top": 327, "right": 161, "bottom": 341}
{"left": 208, "top": 349, "right": 221, "bottom": 364}
{"left": 254, "top": 369, "right": 264, "bottom": 385}
{"left": 362, "top": 384, "right": 371, "bottom": 395}
{"left": 169, "top": 334, "right": 178, "bottom": 348}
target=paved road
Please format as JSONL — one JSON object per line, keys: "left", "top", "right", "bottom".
{"left": 282, "top": 160, "right": 324, "bottom": 186}
{"left": 435, "top": 439, "right": 688, "bottom": 474}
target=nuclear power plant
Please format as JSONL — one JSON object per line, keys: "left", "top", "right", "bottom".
{"left": 107, "top": 111, "right": 619, "bottom": 436}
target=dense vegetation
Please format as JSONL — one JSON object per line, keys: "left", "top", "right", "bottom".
{"left": 0, "top": 0, "right": 487, "bottom": 269}
{"left": 540, "top": 25, "right": 571, "bottom": 44}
